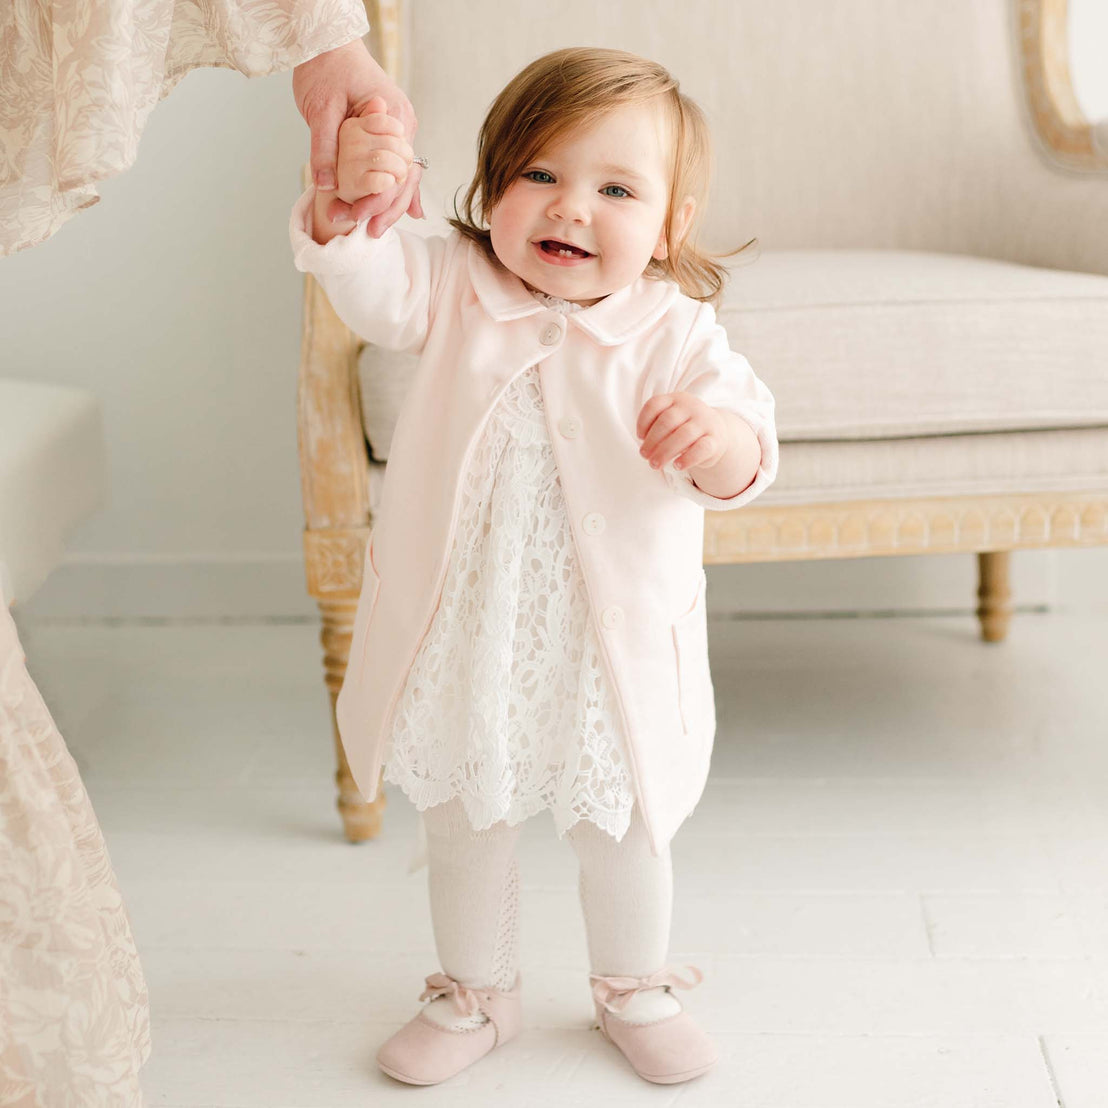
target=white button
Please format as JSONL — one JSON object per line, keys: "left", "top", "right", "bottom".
{"left": 539, "top": 322, "right": 563, "bottom": 346}
{"left": 582, "top": 512, "right": 606, "bottom": 535}
{"left": 558, "top": 416, "right": 580, "bottom": 439}
{"left": 601, "top": 606, "right": 624, "bottom": 630}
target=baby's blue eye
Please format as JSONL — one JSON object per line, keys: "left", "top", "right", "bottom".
{"left": 524, "top": 170, "right": 554, "bottom": 183}
{"left": 602, "top": 184, "right": 631, "bottom": 199}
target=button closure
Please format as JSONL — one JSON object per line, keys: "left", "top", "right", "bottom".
{"left": 601, "top": 606, "right": 625, "bottom": 630}
{"left": 539, "top": 322, "right": 563, "bottom": 346}
{"left": 558, "top": 416, "right": 581, "bottom": 439}
{"left": 582, "top": 512, "right": 606, "bottom": 536}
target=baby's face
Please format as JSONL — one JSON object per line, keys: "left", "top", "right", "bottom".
{"left": 488, "top": 101, "right": 673, "bottom": 306}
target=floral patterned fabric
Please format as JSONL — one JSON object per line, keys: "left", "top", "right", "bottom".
{"left": 0, "top": 0, "right": 369, "bottom": 255}
{"left": 0, "top": 600, "right": 150, "bottom": 1107}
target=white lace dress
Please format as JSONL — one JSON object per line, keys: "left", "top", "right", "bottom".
{"left": 382, "top": 293, "right": 636, "bottom": 842}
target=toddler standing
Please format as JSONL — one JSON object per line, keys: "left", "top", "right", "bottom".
{"left": 290, "top": 47, "right": 778, "bottom": 1086}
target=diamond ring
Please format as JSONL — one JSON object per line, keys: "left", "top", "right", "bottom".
{"left": 413, "top": 155, "right": 430, "bottom": 169}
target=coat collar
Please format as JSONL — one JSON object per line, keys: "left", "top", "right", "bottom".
{"left": 466, "top": 240, "right": 679, "bottom": 346}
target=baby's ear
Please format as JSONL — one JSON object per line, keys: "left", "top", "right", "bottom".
{"left": 653, "top": 196, "right": 697, "bottom": 261}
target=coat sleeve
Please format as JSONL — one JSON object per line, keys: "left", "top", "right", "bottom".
{"left": 289, "top": 185, "right": 449, "bottom": 354}
{"left": 661, "top": 301, "right": 779, "bottom": 511}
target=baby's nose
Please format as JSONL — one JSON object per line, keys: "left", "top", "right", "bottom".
{"left": 548, "top": 192, "right": 590, "bottom": 224}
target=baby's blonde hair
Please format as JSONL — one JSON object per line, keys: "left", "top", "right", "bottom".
{"left": 449, "top": 47, "right": 754, "bottom": 308}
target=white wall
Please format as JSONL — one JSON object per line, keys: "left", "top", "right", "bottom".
{"left": 3, "top": 69, "right": 315, "bottom": 617}
{"left": 3, "top": 16, "right": 1107, "bottom": 621}
{"left": 1070, "top": 0, "right": 1108, "bottom": 121}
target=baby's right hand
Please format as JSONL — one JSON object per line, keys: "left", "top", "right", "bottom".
{"left": 335, "top": 95, "right": 414, "bottom": 206}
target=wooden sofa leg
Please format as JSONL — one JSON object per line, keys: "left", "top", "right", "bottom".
{"left": 976, "top": 551, "right": 1012, "bottom": 643}
{"left": 318, "top": 598, "right": 386, "bottom": 841}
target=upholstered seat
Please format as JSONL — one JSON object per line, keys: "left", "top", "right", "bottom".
{"left": 0, "top": 379, "right": 106, "bottom": 607}
{"left": 298, "top": 0, "right": 1108, "bottom": 841}
{"left": 722, "top": 251, "right": 1108, "bottom": 443}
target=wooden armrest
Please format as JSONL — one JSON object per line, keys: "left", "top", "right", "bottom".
{"left": 1020, "top": 0, "right": 1108, "bottom": 172}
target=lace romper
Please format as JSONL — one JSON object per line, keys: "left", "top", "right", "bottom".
{"left": 381, "top": 291, "right": 636, "bottom": 842}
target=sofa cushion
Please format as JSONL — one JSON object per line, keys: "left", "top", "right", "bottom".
{"left": 721, "top": 250, "right": 1108, "bottom": 442}
{"left": 0, "top": 379, "right": 106, "bottom": 605}
{"left": 762, "top": 426, "right": 1108, "bottom": 505}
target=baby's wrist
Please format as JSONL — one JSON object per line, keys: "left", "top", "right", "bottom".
{"left": 684, "top": 411, "right": 761, "bottom": 499}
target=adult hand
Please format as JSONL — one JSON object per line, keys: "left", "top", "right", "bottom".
{"left": 293, "top": 38, "right": 424, "bottom": 235}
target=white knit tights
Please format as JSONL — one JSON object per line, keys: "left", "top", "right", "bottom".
{"left": 420, "top": 798, "right": 679, "bottom": 1028}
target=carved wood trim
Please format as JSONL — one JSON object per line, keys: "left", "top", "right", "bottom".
{"left": 704, "top": 491, "right": 1108, "bottom": 563}
{"left": 1018, "top": 0, "right": 1108, "bottom": 170}
{"left": 303, "top": 527, "right": 370, "bottom": 598}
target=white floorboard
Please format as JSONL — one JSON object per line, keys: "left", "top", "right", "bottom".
{"left": 17, "top": 610, "right": 1108, "bottom": 1107}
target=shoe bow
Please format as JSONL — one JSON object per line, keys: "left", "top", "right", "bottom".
{"left": 419, "top": 972, "right": 493, "bottom": 1017}
{"left": 588, "top": 965, "right": 704, "bottom": 1014}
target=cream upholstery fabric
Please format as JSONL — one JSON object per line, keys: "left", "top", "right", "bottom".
{"left": 722, "top": 251, "right": 1108, "bottom": 441}
{"left": 0, "top": 380, "right": 106, "bottom": 605}
{"left": 763, "top": 427, "right": 1108, "bottom": 506}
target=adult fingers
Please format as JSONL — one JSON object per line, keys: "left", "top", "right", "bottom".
{"left": 307, "top": 92, "right": 347, "bottom": 192}
{"left": 327, "top": 191, "right": 390, "bottom": 225}
{"left": 346, "top": 183, "right": 401, "bottom": 225}
{"left": 354, "top": 94, "right": 391, "bottom": 122}
{"left": 365, "top": 163, "right": 424, "bottom": 238}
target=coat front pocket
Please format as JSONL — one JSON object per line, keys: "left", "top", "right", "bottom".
{"left": 671, "top": 571, "right": 715, "bottom": 739}
{"left": 355, "top": 533, "right": 382, "bottom": 659}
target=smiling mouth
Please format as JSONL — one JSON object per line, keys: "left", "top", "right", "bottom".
{"left": 537, "top": 239, "right": 594, "bottom": 259}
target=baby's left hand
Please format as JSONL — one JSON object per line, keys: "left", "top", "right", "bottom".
{"left": 636, "top": 392, "right": 728, "bottom": 473}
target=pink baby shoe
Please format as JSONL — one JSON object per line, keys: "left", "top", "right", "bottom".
{"left": 590, "top": 965, "right": 718, "bottom": 1084}
{"left": 376, "top": 971, "right": 522, "bottom": 1085}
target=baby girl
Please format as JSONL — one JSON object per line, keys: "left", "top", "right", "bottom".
{"left": 291, "top": 46, "right": 778, "bottom": 1087}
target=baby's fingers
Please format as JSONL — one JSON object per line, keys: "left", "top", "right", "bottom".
{"left": 339, "top": 118, "right": 412, "bottom": 159}
{"left": 356, "top": 147, "right": 411, "bottom": 194}
{"left": 343, "top": 108, "right": 408, "bottom": 141}
{"left": 337, "top": 141, "right": 412, "bottom": 199}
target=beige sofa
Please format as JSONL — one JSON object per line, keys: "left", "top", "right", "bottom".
{"left": 298, "top": 0, "right": 1108, "bottom": 840}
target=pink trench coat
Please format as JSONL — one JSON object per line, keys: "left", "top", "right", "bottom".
{"left": 291, "top": 189, "right": 779, "bottom": 855}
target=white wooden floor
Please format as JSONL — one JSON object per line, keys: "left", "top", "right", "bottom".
{"left": 18, "top": 609, "right": 1108, "bottom": 1108}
